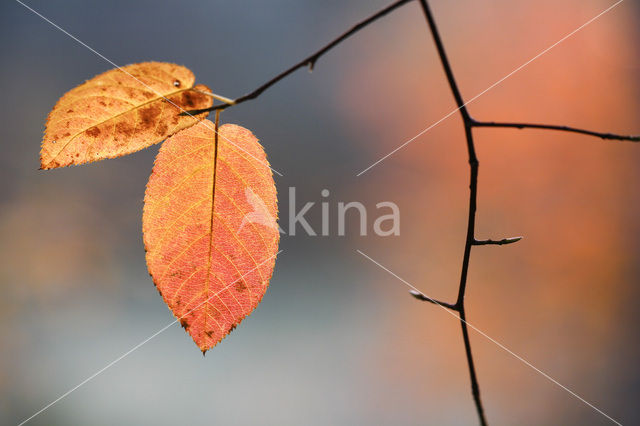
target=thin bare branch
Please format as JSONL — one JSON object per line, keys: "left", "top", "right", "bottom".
{"left": 459, "top": 307, "right": 485, "bottom": 425}
{"left": 184, "top": 0, "right": 414, "bottom": 115}
{"left": 418, "top": 1, "right": 487, "bottom": 424}
{"left": 472, "top": 120, "right": 640, "bottom": 142}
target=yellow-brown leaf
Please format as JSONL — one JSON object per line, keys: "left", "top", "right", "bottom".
{"left": 41, "top": 62, "right": 213, "bottom": 169}
{"left": 143, "top": 120, "right": 279, "bottom": 353}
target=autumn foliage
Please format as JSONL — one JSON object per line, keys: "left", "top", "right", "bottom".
{"left": 41, "top": 62, "right": 213, "bottom": 169}
{"left": 41, "top": 62, "right": 280, "bottom": 352}
{"left": 144, "top": 121, "right": 279, "bottom": 352}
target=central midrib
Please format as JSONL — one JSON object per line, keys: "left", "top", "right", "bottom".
{"left": 203, "top": 116, "right": 221, "bottom": 332}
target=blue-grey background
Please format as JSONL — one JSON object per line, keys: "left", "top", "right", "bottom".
{"left": 1, "top": 1, "right": 639, "bottom": 425}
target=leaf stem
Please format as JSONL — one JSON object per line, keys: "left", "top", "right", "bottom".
{"left": 193, "top": 89, "right": 236, "bottom": 106}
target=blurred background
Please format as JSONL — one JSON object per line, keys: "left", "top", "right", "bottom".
{"left": 1, "top": 0, "right": 639, "bottom": 424}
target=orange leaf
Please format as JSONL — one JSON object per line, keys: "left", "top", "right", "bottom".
{"left": 41, "top": 62, "right": 213, "bottom": 169}
{"left": 143, "top": 120, "right": 280, "bottom": 353}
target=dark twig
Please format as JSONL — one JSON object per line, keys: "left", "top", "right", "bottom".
{"left": 474, "top": 237, "right": 523, "bottom": 246}
{"left": 184, "top": 0, "right": 413, "bottom": 115}
{"left": 472, "top": 120, "right": 640, "bottom": 142}
{"left": 417, "top": 0, "right": 487, "bottom": 424}
{"left": 409, "top": 290, "right": 457, "bottom": 310}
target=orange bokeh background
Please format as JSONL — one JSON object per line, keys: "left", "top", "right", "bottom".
{"left": 337, "top": 1, "right": 639, "bottom": 423}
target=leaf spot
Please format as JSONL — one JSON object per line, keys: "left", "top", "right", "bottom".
{"left": 115, "top": 121, "right": 134, "bottom": 138}
{"left": 157, "top": 122, "right": 168, "bottom": 136}
{"left": 140, "top": 106, "right": 161, "bottom": 129}
{"left": 86, "top": 127, "right": 101, "bottom": 137}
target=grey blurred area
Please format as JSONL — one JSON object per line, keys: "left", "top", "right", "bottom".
{"left": 1, "top": 1, "right": 639, "bottom": 425}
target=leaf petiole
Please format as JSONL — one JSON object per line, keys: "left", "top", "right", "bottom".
{"left": 193, "top": 89, "right": 236, "bottom": 106}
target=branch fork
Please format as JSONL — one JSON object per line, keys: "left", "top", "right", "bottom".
{"left": 177, "top": 1, "right": 637, "bottom": 424}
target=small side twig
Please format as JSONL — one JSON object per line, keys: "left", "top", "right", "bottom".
{"left": 473, "top": 237, "right": 523, "bottom": 246}
{"left": 409, "top": 290, "right": 457, "bottom": 310}
{"left": 472, "top": 120, "right": 640, "bottom": 142}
